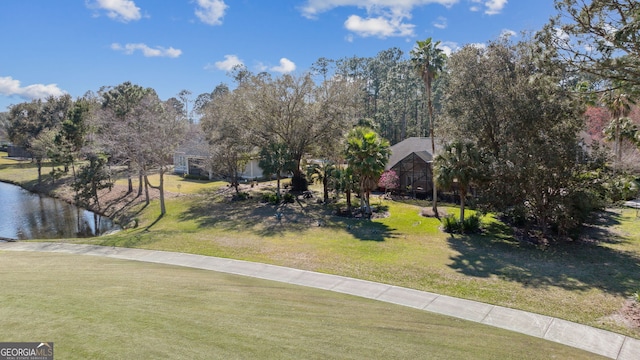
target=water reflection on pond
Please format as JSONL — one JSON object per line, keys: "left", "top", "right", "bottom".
{"left": 0, "top": 181, "right": 119, "bottom": 240}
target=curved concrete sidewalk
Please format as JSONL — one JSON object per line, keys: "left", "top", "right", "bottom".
{"left": 1, "top": 241, "right": 639, "bottom": 359}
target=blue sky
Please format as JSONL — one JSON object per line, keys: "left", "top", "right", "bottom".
{"left": 0, "top": 0, "right": 558, "bottom": 111}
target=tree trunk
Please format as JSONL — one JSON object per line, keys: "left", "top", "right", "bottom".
{"left": 36, "top": 159, "right": 42, "bottom": 184}
{"left": 428, "top": 86, "right": 438, "bottom": 215}
{"left": 158, "top": 170, "right": 165, "bottom": 215}
{"left": 145, "top": 170, "right": 166, "bottom": 216}
{"left": 137, "top": 170, "right": 144, "bottom": 197}
{"left": 323, "top": 176, "right": 329, "bottom": 204}
{"left": 459, "top": 189, "right": 466, "bottom": 224}
{"left": 144, "top": 174, "right": 150, "bottom": 205}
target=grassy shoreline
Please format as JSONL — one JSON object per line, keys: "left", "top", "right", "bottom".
{"left": 1, "top": 153, "right": 639, "bottom": 339}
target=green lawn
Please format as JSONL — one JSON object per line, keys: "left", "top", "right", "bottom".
{"left": 1, "top": 152, "right": 639, "bottom": 340}
{"left": 0, "top": 252, "right": 604, "bottom": 359}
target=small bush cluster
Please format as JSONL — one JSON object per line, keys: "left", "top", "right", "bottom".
{"left": 442, "top": 214, "right": 482, "bottom": 234}
{"left": 282, "top": 192, "right": 295, "bottom": 203}
{"left": 183, "top": 174, "right": 210, "bottom": 181}
{"left": 261, "top": 192, "right": 296, "bottom": 204}
{"left": 261, "top": 192, "right": 280, "bottom": 204}
{"left": 232, "top": 192, "right": 250, "bottom": 201}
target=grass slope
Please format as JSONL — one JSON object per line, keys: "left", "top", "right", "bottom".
{"left": 0, "top": 252, "right": 603, "bottom": 359}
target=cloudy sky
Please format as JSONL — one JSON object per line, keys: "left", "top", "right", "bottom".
{"left": 0, "top": 0, "right": 557, "bottom": 110}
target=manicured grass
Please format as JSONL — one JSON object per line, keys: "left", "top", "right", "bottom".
{"left": 68, "top": 191, "right": 640, "bottom": 338}
{"left": 1, "top": 153, "right": 640, "bottom": 339}
{"left": 0, "top": 252, "right": 603, "bottom": 359}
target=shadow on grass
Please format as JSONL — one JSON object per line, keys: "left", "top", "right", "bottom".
{"left": 0, "top": 160, "right": 40, "bottom": 171}
{"left": 447, "top": 211, "right": 640, "bottom": 296}
{"left": 180, "top": 188, "right": 396, "bottom": 241}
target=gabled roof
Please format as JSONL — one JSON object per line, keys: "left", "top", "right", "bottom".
{"left": 386, "top": 137, "right": 440, "bottom": 170}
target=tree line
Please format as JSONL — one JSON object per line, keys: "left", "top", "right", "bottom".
{"left": 2, "top": 0, "right": 639, "bottom": 241}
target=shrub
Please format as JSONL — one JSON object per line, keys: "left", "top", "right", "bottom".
{"left": 442, "top": 213, "right": 482, "bottom": 234}
{"left": 442, "top": 215, "right": 460, "bottom": 233}
{"left": 261, "top": 192, "right": 280, "bottom": 204}
{"left": 282, "top": 192, "right": 295, "bottom": 203}
{"left": 461, "top": 214, "right": 482, "bottom": 234}
{"left": 604, "top": 175, "right": 640, "bottom": 202}
{"left": 232, "top": 192, "right": 250, "bottom": 201}
{"left": 183, "top": 174, "right": 210, "bottom": 181}
{"left": 290, "top": 173, "right": 308, "bottom": 192}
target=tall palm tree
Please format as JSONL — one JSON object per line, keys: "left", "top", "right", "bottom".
{"left": 411, "top": 38, "right": 446, "bottom": 215}
{"left": 601, "top": 86, "right": 635, "bottom": 169}
{"left": 434, "top": 141, "right": 482, "bottom": 223}
{"left": 344, "top": 127, "right": 390, "bottom": 215}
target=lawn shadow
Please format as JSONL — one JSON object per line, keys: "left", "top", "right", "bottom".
{"left": 180, "top": 188, "right": 397, "bottom": 241}
{"left": 341, "top": 218, "right": 396, "bottom": 242}
{"left": 447, "top": 214, "right": 640, "bottom": 296}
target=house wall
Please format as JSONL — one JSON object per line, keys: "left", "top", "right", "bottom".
{"left": 7, "top": 145, "right": 32, "bottom": 159}
{"left": 240, "top": 159, "right": 263, "bottom": 180}
{"left": 173, "top": 153, "right": 188, "bottom": 174}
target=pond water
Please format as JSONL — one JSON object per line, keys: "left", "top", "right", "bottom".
{"left": 0, "top": 181, "right": 119, "bottom": 240}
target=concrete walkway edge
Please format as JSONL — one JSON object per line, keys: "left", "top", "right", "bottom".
{"left": 1, "top": 241, "right": 638, "bottom": 359}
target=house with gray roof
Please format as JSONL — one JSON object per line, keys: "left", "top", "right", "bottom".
{"left": 385, "top": 137, "right": 441, "bottom": 197}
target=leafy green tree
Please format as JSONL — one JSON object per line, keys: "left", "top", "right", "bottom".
{"left": 344, "top": 127, "right": 390, "bottom": 215}
{"left": 542, "top": 0, "right": 640, "bottom": 91}
{"left": 73, "top": 153, "right": 113, "bottom": 210}
{"left": 53, "top": 98, "right": 90, "bottom": 176}
{"left": 441, "top": 38, "right": 586, "bottom": 237}
{"left": 259, "top": 142, "right": 295, "bottom": 198}
{"left": 29, "top": 129, "right": 57, "bottom": 183}
{"left": 411, "top": 38, "right": 447, "bottom": 214}
{"left": 434, "top": 141, "right": 483, "bottom": 223}
{"left": 7, "top": 95, "right": 71, "bottom": 183}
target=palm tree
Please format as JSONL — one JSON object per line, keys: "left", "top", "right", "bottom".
{"left": 601, "top": 86, "right": 635, "bottom": 169}
{"left": 306, "top": 160, "right": 336, "bottom": 204}
{"left": 344, "top": 127, "right": 391, "bottom": 215}
{"left": 333, "top": 167, "right": 357, "bottom": 212}
{"left": 411, "top": 38, "right": 447, "bottom": 215}
{"left": 434, "top": 141, "right": 482, "bottom": 223}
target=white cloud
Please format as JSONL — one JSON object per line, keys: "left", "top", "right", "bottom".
{"left": 468, "top": 0, "right": 507, "bottom": 15}
{"left": 270, "top": 58, "right": 296, "bottom": 74}
{"left": 344, "top": 15, "right": 414, "bottom": 38}
{"left": 300, "top": 0, "right": 458, "bottom": 19}
{"left": 210, "top": 55, "right": 244, "bottom": 71}
{"left": 439, "top": 41, "right": 459, "bottom": 56}
{"left": 255, "top": 62, "right": 268, "bottom": 72}
{"left": 111, "top": 43, "right": 182, "bottom": 58}
{"left": 500, "top": 28, "right": 516, "bottom": 38}
{"left": 433, "top": 16, "right": 447, "bottom": 29}
{"left": 195, "top": 0, "right": 228, "bottom": 25}
{"left": 0, "top": 76, "right": 66, "bottom": 101}
{"left": 484, "top": 0, "right": 507, "bottom": 15}
{"left": 90, "top": 0, "right": 142, "bottom": 22}
{"left": 300, "top": 0, "right": 457, "bottom": 39}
